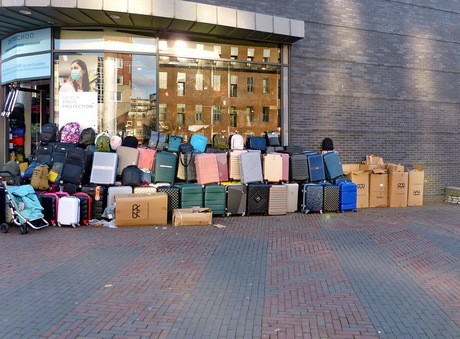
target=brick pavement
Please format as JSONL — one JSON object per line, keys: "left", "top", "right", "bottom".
{"left": 0, "top": 204, "right": 459, "bottom": 338}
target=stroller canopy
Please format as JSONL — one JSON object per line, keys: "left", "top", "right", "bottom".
{"left": 8, "top": 185, "right": 44, "bottom": 221}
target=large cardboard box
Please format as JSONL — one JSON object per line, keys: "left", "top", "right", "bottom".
{"left": 115, "top": 193, "right": 168, "bottom": 227}
{"left": 172, "top": 207, "right": 213, "bottom": 226}
{"left": 360, "top": 155, "right": 385, "bottom": 171}
{"left": 343, "top": 165, "right": 370, "bottom": 208}
{"left": 385, "top": 163, "right": 405, "bottom": 173}
{"left": 369, "top": 170, "right": 388, "bottom": 207}
{"left": 388, "top": 171, "right": 408, "bottom": 207}
{"left": 407, "top": 166, "right": 424, "bottom": 206}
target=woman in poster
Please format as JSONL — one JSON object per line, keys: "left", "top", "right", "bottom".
{"left": 59, "top": 59, "right": 91, "bottom": 92}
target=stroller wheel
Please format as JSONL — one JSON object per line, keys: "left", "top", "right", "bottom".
{"left": 20, "top": 224, "right": 28, "bottom": 235}
{"left": 0, "top": 223, "right": 9, "bottom": 233}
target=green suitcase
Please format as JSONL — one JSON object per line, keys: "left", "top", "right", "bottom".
{"left": 204, "top": 184, "right": 226, "bottom": 216}
{"left": 180, "top": 184, "right": 203, "bottom": 208}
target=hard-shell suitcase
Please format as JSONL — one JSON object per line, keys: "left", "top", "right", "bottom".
{"left": 307, "top": 154, "right": 326, "bottom": 182}
{"left": 290, "top": 153, "right": 309, "bottom": 182}
{"left": 72, "top": 192, "right": 92, "bottom": 225}
{"left": 90, "top": 152, "right": 118, "bottom": 185}
{"left": 229, "top": 149, "right": 247, "bottom": 181}
{"left": 107, "top": 186, "right": 133, "bottom": 206}
{"left": 157, "top": 185, "right": 180, "bottom": 219}
{"left": 133, "top": 186, "right": 158, "bottom": 194}
{"left": 215, "top": 152, "right": 229, "bottom": 182}
{"left": 300, "top": 183, "right": 323, "bottom": 214}
{"left": 323, "top": 151, "right": 344, "bottom": 180}
{"left": 180, "top": 184, "right": 203, "bottom": 208}
{"left": 284, "top": 145, "right": 304, "bottom": 154}
{"left": 61, "top": 147, "right": 92, "bottom": 185}
{"left": 137, "top": 147, "right": 156, "bottom": 170}
{"left": 286, "top": 183, "right": 299, "bottom": 213}
{"left": 247, "top": 136, "right": 266, "bottom": 152}
{"left": 39, "top": 192, "right": 69, "bottom": 225}
{"left": 266, "top": 146, "right": 284, "bottom": 153}
{"left": 226, "top": 184, "right": 247, "bottom": 216}
{"left": 117, "top": 146, "right": 140, "bottom": 176}
{"left": 333, "top": 177, "right": 352, "bottom": 185}
{"left": 322, "top": 184, "right": 340, "bottom": 212}
{"left": 81, "top": 185, "right": 107, "bottom": 220}
{"left": 190, "top": 134, "right": 208, "bottom": 152}
{"left": 153, "top": 151, "right": 177, "bottom": 184}
{"left": 121, "top": 165, "right": 142, "bottom": 186}
{"left": 268, "top": 184, "right": 288, "bottom": 215}
{"left": 247, "top": 183, "right": 269, "bottom": 216}
{"left": 195, "top": 153, "right": 220, "bottom": 185}
{"left": 339, "top": 182, "right": 358, "bottom": 212}
{"left": 57, "top": 196, "right": 80, "bottom": 227}
{"left": 264, "top": 153, "right": 284, "bottom": 183}
{"left": 204, "top": 184, "right": 226, "bottom": 216}
{"left": 239, "top": 151, "right": 263, "bottom": 184}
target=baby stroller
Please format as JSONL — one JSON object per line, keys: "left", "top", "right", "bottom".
{"left": 0, "top": 179, "right": 49, "bottom": 234}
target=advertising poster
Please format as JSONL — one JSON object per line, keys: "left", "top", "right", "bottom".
{"left": 58, "top": 55, "right": 98, "bottom": 130}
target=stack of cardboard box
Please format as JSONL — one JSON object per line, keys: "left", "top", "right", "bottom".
{"left": 343, "top": 155, "right": 424, "bottom": 208}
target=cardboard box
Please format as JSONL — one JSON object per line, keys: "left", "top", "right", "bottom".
{"left": 115, "top": 193, "right": 168, "bottom": 227}
{"left": 388, "top": 171, "right": 408, "bottom": 207}
{"left": 407, "top": 166, "right": 424, "bottom": 206}
{"left": 172, "top": 207, "right": 213, "bottom": 226}
{"left": 360, "top": 155, "right": 385, "bottom": 171}
{"left": 386, "top": 163, "right": 405, "bottom": 173}
{"left": 342, "top": 164, "right": 360, "bottom": 173}
{"left": 369, "top": 171, "right": 388, "bottom": 207}
{"left": 344, "top": 168, "right": 370, "bottom": 208}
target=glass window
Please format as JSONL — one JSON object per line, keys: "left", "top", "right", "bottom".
{"left": 230, "top": 75, "right": 238, "bottom": 98}
{"left": 247, "top": 106, "right": 254, "bottom": 123}
{"left": 117, "top": 75, "right": 123, "bottom": 85}
{"left": 263, "top": 78, "right": 270, "bottom": 94}
{"left": 213, "top": 105, "right": 221, "bottom": 123}
{"left": 231, "top": 47, "right": 238, "bottom": 59}
{"left": 262, "top": 106, "right": 270, "bottom": 122}
{"left": 195, "top": 104, "right": 203, "bottom": 122}
{"left": 159, "top": 72, "right": 167, "bottom": 89}
{"left": 263, "top": 49, "right": 270, "bottom": 62}
{"left": 159, "top": 104, "right": 167, "bottom": 121}
{"left": 230, "top": 106, "right": 238, "bottom": 127}
{"left": 247, "top": 77, "right": 254, "bottom": 93}
{"left": 213, "top": 74, "right": 221, "bottom": 91}
{"left": 177, "top": 72, "right": 186, "bottom": 96}
{"left": 196, "top": 73, "right": 204, "bottom": 91}
{"left": 177, "top": 104, "right": 185, "bottom": 125}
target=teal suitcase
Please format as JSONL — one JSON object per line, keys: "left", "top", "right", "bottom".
{"left": 204, "top": 184, "right": 226, "bottom": 216}
{"left": 180, "top": 184, "right": 203, "bottom": 208}
{"left": 153, "top": 151, "right": 177, "bottom": 184}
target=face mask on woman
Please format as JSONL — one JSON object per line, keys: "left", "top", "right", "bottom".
{"left": 71, "top": 69, "right": 82, "bottom": 81}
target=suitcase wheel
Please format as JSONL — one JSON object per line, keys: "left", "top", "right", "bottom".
{"left": 0, "top": 223, "right": 9, "bottom": 233}
{"left": 57, "top": 222, "right": 61, "bottom": 227}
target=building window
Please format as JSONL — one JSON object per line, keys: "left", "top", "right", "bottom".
{"left": 263, "top": 49, "right": 270, "bottom": 63}
{"left": 230, "top": 106, "right": 238, "bottom": 127}
{"left": 177, "top": 104, "right": 185, "bottom": 125}
{"left": 230, "top": 75, "right": 238, "bottom": 97}
{"left": 247, "top": 48, "right": 255, "bottom": 62}
{"left": 213, "top": 75, "right": 221, "bottom": 91}
{"left": 247, "top": 106, "right": 254, "bottom": 123}
{"left": 263, "top": 78, "right": 270, "bottom": 94}
{"left": 117, "top": 75, "right": 123, "bottom": 85}
{"left": 213, "top": 105, "right": 221, "bottom": 123}
{"left": 159, "top": 72, "right": 167, "bottom": 89}
{"left": 195, "top": 104, "right": 203, "bottom": 122}
{"left": 177, "top": 72, "right": 186, "bottom": 96}
{"left": 196, "top": 73, "right": 204, "bottom": 91}
{"left": 116, "top": 58, "right": 123, "bottom": 68}
{"left": 116, "top": 92, "right": 122, "bottom": 102}
{"left": 262, "top": 106, "right": 270, "bottom": 122}
{"left": 247, "top": 77, "right": 254, "bottom": 93}
{"left": 159, "top": 104, "right": 167, "bottom": 121}
{"left": 231, "top": 47, "right": 238, "bottom": 60}
{"left": 214, "top": 45, "right": 222, "bottom": 57}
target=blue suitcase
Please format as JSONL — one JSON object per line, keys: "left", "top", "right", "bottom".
{"left": 323, "top": 152, "right": 344, "bottom": 180}
{"left": 307, "top": 154, "right": 326, "bottom": 182}
{"left": 180, "top": 184, "right": 203, "bottom": 208}
{"left": 153, "top": 151, "right": 177, "bottom": 184}
{"left": 300, "top": 183, "right": 323, "bottom": 213}
{"left": 204, "top": 184, "right": 226, "bottom": 216}
{"left": 333, "top": 177, "right": 352, "bottom": 185}
{"left": 247, "top": 136, "right": 267, "bottom": 152}
{"left": 339, "top": 182, "right": 358, "bottom": 212}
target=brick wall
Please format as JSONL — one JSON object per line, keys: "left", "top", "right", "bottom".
{"left": 194, "top": 0, "right": 460, "bottom": 202}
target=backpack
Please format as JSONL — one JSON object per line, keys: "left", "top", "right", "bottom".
{"left": 110, "top": 135, "right": 122, "bottom": 150}
{"left": 30, "top": 164, "right": 50, "bottom": 191}
{"left": 79, "top": 127, "right": 96, "bottom": 147}
{"left": 40, "top": 123, "right": 59, "bottom": 144}
{"left": 95, "top": 132, "right": 111, "bottom": 152}
{"left": 121, "top": 136, "right": 139, "bottom": 148}
{"left": 212, "top": 133, "right": 229, "bottom": 150}
{"left": 322, "top": 137, "right": 334, "bottom": 151}
{"left": 230, "top": 133, "right": 245, "bottom": 150}
{"left": 121, "top": 165, "right": 142, "bottom": 186}
{"left": 60, "top": 122, "right": 81, "bottom": 143}
{"left": 1, "top": 161, "right": 21, "bottom": 185}
{"left": 48, "top": 162, "right": 64, "bottom": 183}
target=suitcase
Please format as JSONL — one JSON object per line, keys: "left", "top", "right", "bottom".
{"left": 90, "top": 152, "right": 118, "bottom": 185}
{"left": 286, "top": 183, "right": 299, "bottom": 213}
{"left": 190, "top": 134, "right": 208, "bottom": 152}
{"left": 33, "top": 143, "right": 55, "bottom": 166}
{"left": 300, "top": 183, "right": 323, "bottom": 214}
{"left": 117, "top": 146, "right": 140, "bottom": 176}
{"left": 107, "top": 186, "right": 133, "bottom": 206}
{"left": 266, "top": 146, "right": 284, "bottom": 153}
{"left": 247, "top": 183, "right": 270, "bottom": 215}
{"left": 290, "top": 153, "right": 309, "bottom": 182}
{"left": 229, "top": 149, "right": 247, "bottom": 181}
{"left": 268, "top": 184, "right": 288, "bottom": 215}
{"left": 195, "top": 153, "right": 220, "bottom": 185}
{"left": 307, "top": 154, "right": 326, "bottom": 182}
{"left": 339, "top": 182, "right": 358, "bottom": 212}
{"left": 284, "top": 145, "right": 304, "bottom": 154}
{"left": 137, "top": 147, "right": 156, "bottom": 170}
{"left": 121, "top": 165, "right": 142, "bottom": 186}
{"left": 72, "top": 192, "right": 92, "bottom": 225}
{"left": 157, "top": 185, "right": 180, "bottom": 219}
{"left": 39, "top": 192, "right": 69, "bottom": 225}
{"left": 81, "top": 185, "right": 108, "bottom": 220}
{"left": 61, "top": 147, "right": 92, "bottom": 185}
{"left": 204, "top": 184, "right": 226, "bottom": 216}
{"left": 263, "top": 153, "right": 284, "bottom": 183}
{"left": 57, "top": 196, "right": 80, "bottom": 227}
{"left": 180, "top": 184, "right": 203, "bottom": 208}
{"left": 322, "top": 184, "right": 340, "bottom": 212}
{"left": 247, "top": 136, "right": 266, "bottom": 152}
{"left": 226, "top": 184, "right": 247, "bottom": 216}
{"left": 133, "top": 186, "right": 158, "bottom": 194}
{"left": 333, "top": 177, "right": 352, "bottom": 185}
{"left": 239, "top": 151, "right": 263, "bottom": 184}
{"left": 178, "top": 151, "right": 201, "bottom": 183}
{"left": 153, "top": 151, "right": 177, "bottom": 184}
{"left": 51, "top": 142, "right": 75, "bottom": 165}
{"left": 215, "top": 152, "right": 229, "bottom": 182}
{"left": 0, "top": 185, "right": 5, "bottom": 224}
{"left": 323, "top": 152, "right": 344, "bottom": 180}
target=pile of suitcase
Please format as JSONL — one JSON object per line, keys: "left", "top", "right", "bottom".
{"left": 28, "top": 136, "right": 358, "bottom": 226}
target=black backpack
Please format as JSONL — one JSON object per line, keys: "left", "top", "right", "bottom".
{"left": 121, "top": 136, "right": 139, "bottom": 148}
{"left": 40, "top": 123, "right": 59, "bottom": 145}
{"left": 121, "top": 165, "right": 142, "bottom": 186}
{"left": 79, "top": 127, "right": 96, "bottom": 147}
{"left": 322, "top": 137, "right": 334, "bottom": 151}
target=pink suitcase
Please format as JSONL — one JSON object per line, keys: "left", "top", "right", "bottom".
{"left": 215, "top": 152, "right": 229, "bottom": 182}
{"left": 195, "top": 153, "right": 220, "bottom": 185}
{"left": 137, "top": 147, "right": 156, "bottom": 170}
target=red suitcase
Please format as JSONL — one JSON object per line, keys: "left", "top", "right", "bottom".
{"left": 195, "top": 153, "right": 220, "bottom": 185}
{"left": 137, "top": 147, "right": 156, "bottom": 170}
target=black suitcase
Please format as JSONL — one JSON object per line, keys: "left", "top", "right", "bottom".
{"left": 81, "top": 185, "right": 108, "bottom": 220}
{"left": 323, "top": 185, "right": 340, "bottom": 212}
{"left": 247, "top": 183, "right": 270, "bottom": 215}
{"left": 33, "top": 143, "right": 55, "bottom": 166}
{"left": 121, "top": 165, "right": 142, "bottom": 186}
{"left": 72, "top": 193, "right": 91, "bottom": 225}
{"left": 1, "top": 185, "right": 6, "bottom": 225}
{"left": 61, "top": 148, "right": 92, "bottom": 185}
{"left": 290, "top": 153, "right": 309, "bottom": 182}
{"left": 51, "top": 142, "right": 75, "bottom": 165}
{"left": 157, "top": 185, "right": 180, "bottom": 219}
{"left": 284, "top": 145, "right": 304, "bottom": 154}
{"left": 36, "top": 194, "right": 57, "bottom": 224}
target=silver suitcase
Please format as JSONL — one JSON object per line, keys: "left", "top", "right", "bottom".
{"left": 57, "top": 196, "right": 80, "bottom": 227}
{"left": 90, "top": 152, "right": 118, "bottom": 185}
{"left": 108, "top": 186, "right": 133, "bottom": 206}
{"left": 268, "top": 184, "right": 288, "bottom": 215}
{"left": 239, "top": 151, "right": 263, "bottom": 184}
{"left": 286, "top": 183, "right": 299, "bottom": 213}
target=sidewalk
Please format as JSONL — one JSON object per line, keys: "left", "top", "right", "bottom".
{"left": 1, "top": 204, "right": 459, "bottom": 339}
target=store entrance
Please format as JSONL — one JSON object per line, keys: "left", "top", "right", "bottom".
{"left": 7, "top": 81, "right": 51, "bottom": 163}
